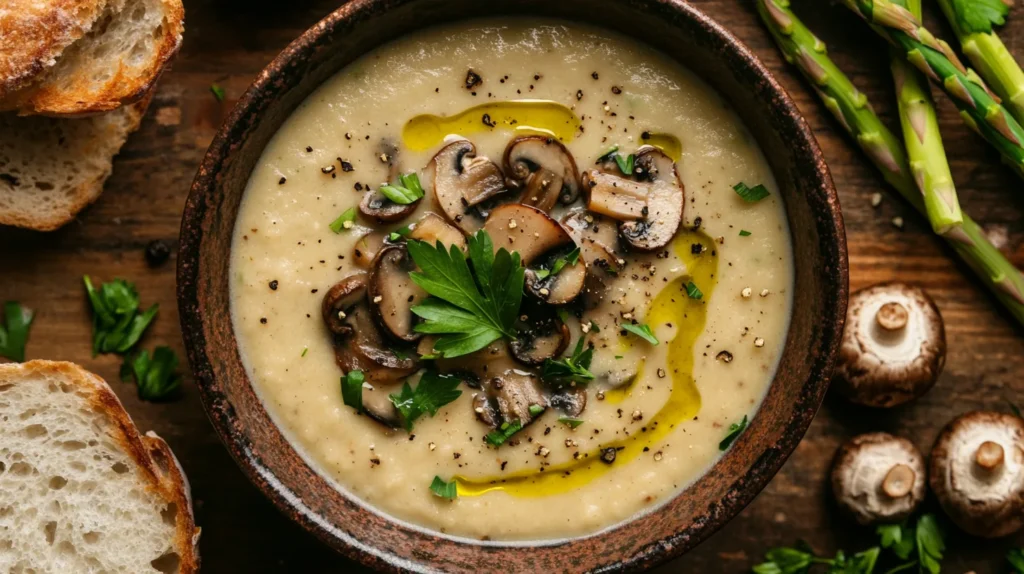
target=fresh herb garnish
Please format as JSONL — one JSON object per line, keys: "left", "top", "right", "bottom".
{"left": 378, "top": 173, "right": 425, "bottom": 205}
{"left": 341, "top": 370, "right": 365, "bottom": 412}
{"left": 388, "top": 370, "right": 463, "bottom": 431}
{"left": 528, "top": 404, "right": 545, "bottom": 417}
{"left": 622, "top": 323, "right": 659, "bottom": 345}
{"left": 739, "top": 229, "right": 752, "bottom": 236}
{"left": 733, "top": 182, "right": 771, "bottom": 203}
{"left": 686, "top": 281, "right": 703, "bottom": 300}
{"left": 596, "top": 146, "right": 620, "bottom": 163}
{"left": 541, "top": 337, "right": 595, "bottom": 385}
{"left": 430, "top": 476, "right": 458, "bottom": 500}
{"left": 329, "top": 207, "right": 358, "bottom": 233}
{"left": 485, "top": 420, "right": 524, "bottom": 447}
{"left": 408, "top": 230, "right": 524, "bottom": 358}
{"left": 951, "top": 0, "right": 1009, "bottom": 34}
{"left": 614, "top": 152, "right": 636, "bottom": 176}
{"left": 120, "top": 346, "right": 181, "bottom": 401}
{"left": 915, "top": 514, "right": 944, "bottom": 574}
{"left": 535, "top": 247, "right": 581, "bottom": 280}
{"left": 558, "top": 417, "right": 585, "bottom": 429}
{"left": 752, "top": 546, "right": 879, "bottom": 574}
{"left": 210, "top": 83, "right": 226, "bottom": 101}
{"left": 877, "top": 523, "right": 915, "bottom": 561}
{"left": 0, "top": 302, "right": 34, "bottom": 362}
{"left": 1008, "top": 548, "right": 1024, "bottom": 573}
{"left": 388, "top": 224, "right": 414, "bottom": 242}
{"left": 301, "top": 347, "right": 308, "bottom": 357}
{"left": 719, "top": 415, "right": 748, "bottom": 450}
{"left": 83, "top": 276, "right": 158, "bottom": 356}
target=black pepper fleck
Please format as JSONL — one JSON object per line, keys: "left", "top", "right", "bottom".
{"left": 269, "top": 280, "right": 279, "bottom": 291}
{"left": 144, "top": 240, "right": 172, "bottom": 267}
{"left": 465, "top": 69, "right": 482, "bottom": 90}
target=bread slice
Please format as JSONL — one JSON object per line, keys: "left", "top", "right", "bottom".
{"left": 0, "top": 0, "right": 122, "bottom": 99}
{"left": 0, "top": 94, "right": 150, "bottom": 231}
{"left": 0, "top": 0, "right": 183, "bottom": 116}
{"left": 0, "top": 361, "right": 199, "bottom": 573}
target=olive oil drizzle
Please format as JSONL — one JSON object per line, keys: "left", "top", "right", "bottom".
{"left": 454, "top": 230, "right": 718, "bottom": 497}
{"left": 402, "top": 100, "right": 581, "bottom": 151}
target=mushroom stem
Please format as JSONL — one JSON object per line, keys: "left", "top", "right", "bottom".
{"left": 975, "top": 440, "right": 1005, "bottom": 470}
{"left": 882, "top": 463, "right": 916, "bottom": 498}
{"left": 876, "top": 301, "right": 909, "bottom": 331}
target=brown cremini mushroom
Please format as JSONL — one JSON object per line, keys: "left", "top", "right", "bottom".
{"left": 406, "top": 212, "right": 467, "bottom": 250}
{"left": 473, "top": 369, "right": 548, "bottom": 429}
{"left": 353, "top": 232, "right": 385, "bottom": 269}
{"left": 367, "top": 244, "right": 427, "bottom": 343}
{"left": 359, "top": 190, "right": 418, "bottom": 223}
{"left": 508, "top": 302, "right": 571, "bottom": 365}
{"left": 833, "top": 282, "right": 946, "bottom": 407}
{"left": 930, "top": 411, "right": 1024, "bottom": 538}
{"left": 423, "top": 139, "right": 508, "bottom": 234}
{"left": 831, "top": 432, "right": 926, "bottom": 525}
{"left": 503, "top": 136, "right": 581, "bottom": 211}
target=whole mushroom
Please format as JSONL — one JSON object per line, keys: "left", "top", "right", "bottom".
{"left": 930, "top": 411, "right": 1024, "bottom": 538}
{"left": 831, "top": 432, "right": 926, "bottom": 525}
{"left": 833, "top": 282, "right": 946, "bottom": 407}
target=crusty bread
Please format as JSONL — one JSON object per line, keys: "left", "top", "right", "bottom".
{"left": 0, "top": 0, "right": 183, "bottom": 116}
{"left": 0, "top": 0, "right": 122, "bottom": 100}
{"left": 0, "top": 361, "right": 199, "bottom": 573}
{"left": 0, "top": 94, "right": 150, "bottom": 231}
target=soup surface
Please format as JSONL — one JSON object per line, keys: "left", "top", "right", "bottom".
{"left": 230, "top": 19, "right": 793, "bottom": 540}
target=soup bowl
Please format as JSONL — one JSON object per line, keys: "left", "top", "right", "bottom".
{"left": 178, "top": 0, "right": 848, "bottom": 571}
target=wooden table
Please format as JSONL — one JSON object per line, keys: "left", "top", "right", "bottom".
{"left": 2, "top": 0, "right": 1023, "bottom": 571}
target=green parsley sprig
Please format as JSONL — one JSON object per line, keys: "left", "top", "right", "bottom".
{"left": 83, "top": 276, "right": 158, "bottom": 356}
{"left": 622, "top": 322, "right": 659, "bottom": 345}
{"left": 120, "top": 346, "right": 181, "bottom": 401}
{"left": 0, "top": 302, "right": 34, "bottom": 362}
{"left": 734, "top": 181, "right": 771, "bottom": 203}
{"left": 379, "top": 173, "right": 425, "bottom": 205}
{"left": 341, "top": 370, "right": 365, "bottom": 412}
{"left": 753, "top": 546, "right": 879, "bottom": 574}
{"left": 388, "top": 371, "right": 462, "bottom": 431}
{"left": 541, "top": 337, "right": 595, "bottom": 385}
{"left": 408, "top": 230, "right": 524, "bottom": 358}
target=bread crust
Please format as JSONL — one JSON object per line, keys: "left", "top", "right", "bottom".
{"left": 0, "top": 360, "right": 200, "bottom": 572}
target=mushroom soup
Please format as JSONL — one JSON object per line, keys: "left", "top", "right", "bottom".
{"left": 230, "top": 20, "right": 794, "bottom": 540}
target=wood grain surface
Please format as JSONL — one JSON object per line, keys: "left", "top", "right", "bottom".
{"left": 2, "top": 0, "right": 1023, "bottom": 571}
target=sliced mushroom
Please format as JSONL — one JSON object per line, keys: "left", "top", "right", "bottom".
{"left": 473, "top": 369, "right": 547, "bottom": 429}
{"left": 321, "top": 273, "right": 368, "bottom": 335}
{"left": 831, "top": 432, "right": 926, "bottom": 525}
{"left": 368, "top": 244, "right": 427, "bottom": 343}
{"left": 425, "top": 139, "right": 508, "bottom": 234}
{"left": 406, "top": 212, "right": 467, "bottom": 250}
{"left": 583, "top": 146, "right": 684, "bottom": 251}
{"left": 332, "top": 304, "right": 420, "bottom": 385}
{"left": 509, "top": 302, "right": 570, "bottom": 365}
{"left": 930, "top": 411, "right": 1024, "bottom": 537}
{"left": 549, "top": 386, "right": 587, "bottom": 417}
{"left": 360, "top": 381, "right": 403, "bottom": 428}
{"left": 353, "top": 232, "right": 385, "bottom": 269}
{"left": 503, "top": 136, "right": 581, "bottom": 211}
{"left": 359, "top": 190, "right": 418, "bottom": 223}
{"left": 561, "top": 209, "right": 625, "bottom": 309}
{"left": 483, "top": 203, "right": 586, "bottom": 304}
{"left": 834, "top": 283, "right": 946, "bottom": 407}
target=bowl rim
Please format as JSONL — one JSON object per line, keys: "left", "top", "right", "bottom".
{"left": 178, "top": 0, "right": 848, "bottom": 571}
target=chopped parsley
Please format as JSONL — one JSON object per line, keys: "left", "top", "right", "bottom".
{"left": 0, "top": 302, "right": 34, "bottom": 362}
{"left": 622, "top": 323, "right": 659, "bottom": 345}
{"left": 429, "top": 476, "right": 458, "bottom": 500}
{"left": 739, "top": 229, "right": 752, "bottom": 236}
{"left": 408, "top": 230, "right": 524, "bottom": 358}
{"left": 340, "top": 370, "right": 365, "bottom": 412}
{"left": 388, "top": 371, "right": 463, "bottom": 431}
{"left": 301, "top": 347, "right": 308, "bottom": 357}
{"left": 528, "top": 404, "right": 545, "bottom": 417}
{"left": 120, "top": 346, "right": 181, "bottom": 401}
{"left": 719, "top": 415, "right": 747, "bottom": 450}
{"left": 83, "top": 276, "right": 158, "bottom": 356}
{"left": 733, "top": 181, "right": 771, "bottom": 203}
{"left": 328, "top": 207, "right": 357, "bottom": 233}
{"left": 558, "top": 417, "right": 585, "bottom": 429}
{"left": 378, "top": 173, "right": 425, "bottom": 205}
{"left": 485, "top": 420, "right": 524, "bottom": 447}
{"left": 541, "top": 337, "right": 595, "bottom": 385}
{"left": 534, "top": 247, "right": 581, "bottom": 280}
{"left": 596, "top": 146, "right": 619, "bottom": 163}
{"left": 614, "top": 152, "right": 636, "bottom": 175}
{"left": 388, "top": 224, "right": 414, "bottom": 242}
{"left": 210, "top": 83, "right": 226, "bottom": 101}
{"left": 686, "top": 281, "right": 703, "bottom": 300}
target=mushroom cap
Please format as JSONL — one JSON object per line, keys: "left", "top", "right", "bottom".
{"left": 406, "top": 212, "right": 467, "bottom": 251}
{"left": 834, "top": 282, "right": 946, "bottom": 407}
{"left": 367, "top": 244, "right": 427, "bottom": 343}
{"left": 425, "top": 139, "right": 508, "bottom": 234}
{"left": 503, "top": 135, "right": 581, "bottom": 211}
{"left": 831, "top": 432, "right": 926, "bottom": 525}
{"left": 359, "top": 189, "right": 418, "bottom": 223}
{"left": 930, "top": 411, "right": 1024, "bottom": 537}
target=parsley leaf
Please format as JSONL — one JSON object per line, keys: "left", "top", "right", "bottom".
{"left": 121, "top": 346, "right": 181, "bottom": 401}
{"left": 210, "top": 83, "right": 226, "bottom": 101}
{"left": 534, "top": 247, "right": 581, "bottom": 280}
{"left": 558, "top": 417, "right": 585, "bottom": 429}
{"left": 1008, "top": 548, "right": 1024, "bottom": 573}
{"left": 329, "top": 207, "right": 358, "bottom": 233}
{"left": 719, "top": 415, "right": 748, "bottom": 450}
{"left": 686, "top": 281, "right": 703, "bottom": 300}
{"left": 734, "top": 182, "right": 771, "bottom": 203}
{"left": 877, "top": 523, "right": 914, "bottom": 560}
{"left": 408, "top": 230, "right": 523, "bottom": 358}
{"left": 83, "top": 276, "right": 158, "bottom": 356}
{"left": 389, "top": 224, "right": 414, "bottom": 242}
{"left": 753, "top": 545, "right": 879, "bottom": 574}
{"left": 0, "top": 302, "right": 34, "bottom": 362}
{"left": 341, "top": 370, "right": 365, "bottom": 412}
{"left": 614, "top": 152, "right": 636, "bottom": 175}
{"left": 379, "top": 173, "right": 425, "bottom": 205}
{"left": 388, "top": 370, "right": 462, "bottom": 431}
{"left": 739, "top": 229, "right": 752, "bottom": 236}
{"left": 622, "top": 323, "right": 659, "bottom": 345}
{"left": 430, "top": 476, "right": 458, "bottom": 500}
{"left": 951, "top": 0, "right": 1009, "bottom": 34}
{"left": 596, "top": 146, "right": 620, "bottom": 163}
{"left": 915, "top": 514, "right": 944, "bottom": 574}
{"left": 485, "top": 420, "right": 524, "bottom": 447}
{"left": 542, "top": 337, "right": 595, "bottom": 385}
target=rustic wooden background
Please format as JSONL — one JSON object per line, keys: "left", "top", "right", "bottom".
{"left": 2, "top": 0, "right": 1023, "bottom": 571}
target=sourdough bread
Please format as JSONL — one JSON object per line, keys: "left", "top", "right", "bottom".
{"left": 0, "top": 361, "right": 199, "bottom": 573}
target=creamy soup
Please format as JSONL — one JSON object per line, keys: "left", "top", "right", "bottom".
{"left": 230, "top": 20, "right": 793, "bottom": 540}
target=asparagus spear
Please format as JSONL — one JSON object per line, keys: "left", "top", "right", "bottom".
{"left": 757, "top": 0, "right": 1024, "bottom": 326}
{"left": 890, "top": 0, "right": 963, "bottom": 234}
{"left": 936, "top": 0, "right": 1024, "bottom": 126}
{"left": 842, "top": 0, "right": 1024, "bottom": 180}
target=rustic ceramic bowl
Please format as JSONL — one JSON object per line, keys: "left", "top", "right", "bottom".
{"left": 178, "top": 0, "right": 848, "bottom": 571}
